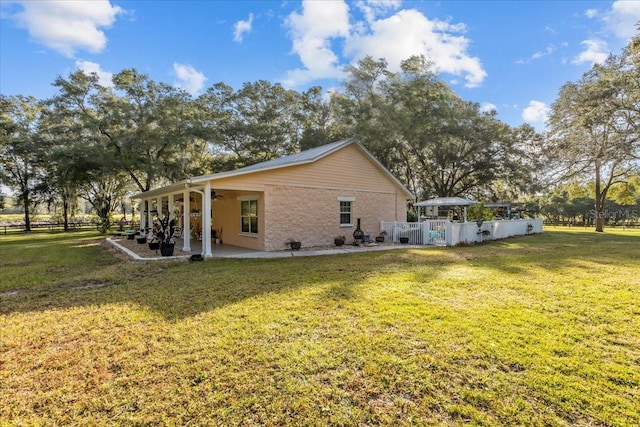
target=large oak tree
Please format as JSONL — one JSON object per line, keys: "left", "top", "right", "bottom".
{"left": 548, "top": 33, "right": 639, "bottom": 232}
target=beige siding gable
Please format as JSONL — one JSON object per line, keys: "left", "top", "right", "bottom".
{"left": 211, "top": 143, "right": 406, "bottom": 195}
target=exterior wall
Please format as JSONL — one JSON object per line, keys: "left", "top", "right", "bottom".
{"left": 202, "top": 143, "right": 410, "bottom": 252}
{"left": 207, "top": 144, "right": 407, "bottom": 196}
{"left": 263, "top": 184, "right": 405, "bottom": 251}
{"left": 211, "top": 190, "right": 265, "bottom": 251}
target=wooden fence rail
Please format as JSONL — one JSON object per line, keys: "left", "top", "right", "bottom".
{"left": 1, "top": 221, "right": 140, "bottom": 235}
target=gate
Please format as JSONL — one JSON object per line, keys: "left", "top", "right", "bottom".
{"left": 380, "top": 220, "right": 448, "bottom": 246}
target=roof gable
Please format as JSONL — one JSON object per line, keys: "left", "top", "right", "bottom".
{"left": 134, "top": 139, "right": 413, "bottom": 199}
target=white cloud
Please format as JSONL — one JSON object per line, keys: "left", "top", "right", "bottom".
{"left": 604, "top": 0, "right": 640, "bottom": 39}
{"left": 10, "top": 0, "right": 123, "bottom": 57}
{"left": 233, "top": 13, "right": 254, "bottom": 43}
{"left": 283, "top": 0, "right": 351, "bottom": 86}
{"left": 283, "top": 1, "right": 487, "bottom": 89}
{"left": 585, "top": 9, "right": 598, "bottom": 19}
{"left": 355, "top": 0, "right": 401, "bottom": 24}
{"left": 173, "top": 63, "right": 207, "bottom": 96}
{"left": 531, "top": 45, "right": 556, "bottom": 60}
{"left": 522, "top": 100, "right": 549, "bottom": 124}
{"left": 480, "top": 103, "right": 497, "bottom": 113}
{"left": 572, "top": 39, "right": 609, "bottom": 65}
{"left": 345, "top": 9, "right": 486, "bottom": 88}
{"left": 75, "top": 60, "right": 113, "bottom": 87}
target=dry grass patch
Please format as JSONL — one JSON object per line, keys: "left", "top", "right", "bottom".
{"left": 1, "top": 228, "right": 639, "bottom": 425}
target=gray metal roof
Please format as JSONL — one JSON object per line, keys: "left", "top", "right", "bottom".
{"left": 414, "top": 197, "right": 478, "bottom": 207}
{"left": 133, "top": 138, "right": 414, "bottom": 199}
{"left": 220, "top": 139, "right": 354, "bottom": 175}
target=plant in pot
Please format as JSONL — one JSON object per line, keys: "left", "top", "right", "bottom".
{"left": 149, "top": 215, "right": 176, "bottom": 256}
{"left": 213, "top": 227, "right": 222, "bottom": 244}
{"left": 147, "top": 227, "right": 160, "bottom": 251}
{"left": 286, "top": 238, "right": 302, "bottom": 250}
{"left": 375, "top": 230, "right": 387, "bottom": 243}
{"left": 334, "top": 235, "right": 345, "bottom": 246}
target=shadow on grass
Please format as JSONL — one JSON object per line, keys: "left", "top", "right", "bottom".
{"left": 1, "top": 229, "right": 638, "bottom": 320}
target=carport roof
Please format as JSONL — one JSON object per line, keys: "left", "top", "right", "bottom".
{"left": 413, "top": 197, "right": 478, "bottom": 207}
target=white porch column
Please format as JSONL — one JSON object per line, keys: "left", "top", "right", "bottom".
{"left": 148, "top": 198, "right": 156, "bottom": 233}
{"left": 139, "top": 199, "right": 146, "bottom": 231}
{"left": 182, "top": 189, "right": 191, "bottom": 252}
{"left": 202, "top": 182, "right": 213, "bottom": 257}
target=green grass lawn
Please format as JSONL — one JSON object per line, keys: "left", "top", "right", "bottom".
{"left": 1, "top": 228, "right": 639, "bottom": 426}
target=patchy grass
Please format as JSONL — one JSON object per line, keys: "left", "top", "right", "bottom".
{"left": 1, "top": 228, "right": 639, "bottom": 425}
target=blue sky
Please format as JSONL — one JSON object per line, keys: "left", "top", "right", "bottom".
{"left": 1, "top": 0, "right": 639, "bottom": 130}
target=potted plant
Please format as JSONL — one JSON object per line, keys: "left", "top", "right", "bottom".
{"left": 213, "top": 227, "right": 222, "bottom": 244}
{"left": 286, "top": 239, "right": 302, "bottom": 250}
{"left": 375, "top": 230, "right": 387, "bottom": 243}
{"left": 152, "top": 215, "right": 176, "bottom": 256}
{"left": 146, "top": 226, "right": 158, "bottom": 250}
{"left": 334, "top": 235, "right": 345, "bottom": 246}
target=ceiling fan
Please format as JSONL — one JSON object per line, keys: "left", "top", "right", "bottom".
{"left": 211, "top": 190, "right": 225, "bottom": 201}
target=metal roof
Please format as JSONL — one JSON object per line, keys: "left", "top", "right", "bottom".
{"left": 133, "top": 138, "right": 414, "bottom": 199}
{"left": 413, "top": 197, "right": 478, "bottom": 207}
{"left": 227, "top": 139, "right": 354, "bottom": 174}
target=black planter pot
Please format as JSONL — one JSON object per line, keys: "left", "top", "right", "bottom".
{"left": 127, "top": 233, "right": 136, "bottom": 240}
{"left": 289, "top": 241, "right": 301, "bottom": 250}
{"left": 136, "top": 237, "right": 147, "bottom": 244}
{"left": 334, "top": 238, "right": 345, "bottom": 247}
{"left": 399, "top": 237, "right": 410, "bottom": 244}
{"left": 375, "top": 236, "right": 385, "bottom": 243}
{"left": 148, "top": 241, "right": 160, "bottom": 251}
{"left": 160, "top": 243, "right": 175, "bottom": 257}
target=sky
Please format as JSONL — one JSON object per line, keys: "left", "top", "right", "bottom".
{"left": 1, "top": 0, "right": 639, "bottom": 131}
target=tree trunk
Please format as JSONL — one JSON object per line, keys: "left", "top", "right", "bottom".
{"left": 62, "top": 195, "right": 69, "bottom": 232}
{"left": 22, "top": 191, "right": 31, "bottom": 232}
{"left": 594, "top": 160, "right": 604, "bottom": 232}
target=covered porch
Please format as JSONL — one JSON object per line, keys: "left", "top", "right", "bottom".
{"left": 133, "top": 179, "right": 263, "bottom": 258}
{"left": 111, "top": 235, "right": 262, "bottom": 260}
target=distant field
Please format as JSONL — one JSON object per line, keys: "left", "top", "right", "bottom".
{"left": 1, "top": 228, "right": 639, "bottom": 425}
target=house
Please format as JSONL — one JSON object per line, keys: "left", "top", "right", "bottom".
{"left": 132, "top": 139, "right": 413, "bottom": 257}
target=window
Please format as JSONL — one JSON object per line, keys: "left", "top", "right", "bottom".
{"left": 240, "top": 199, "right": 258, "bottom": 234}
{"left": 338, "top": 197, "right": 354, "bottom": 226}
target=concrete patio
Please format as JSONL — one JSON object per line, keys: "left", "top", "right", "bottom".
{"left": 107, "top": 236, "right": 422, "bottom": 261}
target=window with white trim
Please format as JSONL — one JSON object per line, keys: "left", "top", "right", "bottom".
{"left": 338, "top": 197, "right": 354, "bottom": 226}
{"left": 240, "top": 198, "right": 258, "bottom": 234}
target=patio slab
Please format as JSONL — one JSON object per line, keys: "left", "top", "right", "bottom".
{"left": 107, "top": 236, "right": 424, "bottom": 261}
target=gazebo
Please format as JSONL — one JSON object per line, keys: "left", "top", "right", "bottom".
{"left": 413, "top": 197, "right": 477, "bottom": 223}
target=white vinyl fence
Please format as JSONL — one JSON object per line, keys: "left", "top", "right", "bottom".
{"left": 380, "top": 218, "right": 543, "bottom": 246}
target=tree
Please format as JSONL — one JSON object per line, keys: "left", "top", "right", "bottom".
{"left": 548, "top": 33, "right": 640, "bottom": 232}
{"left": 333, "top": 55, "right": 531, "bottom": 201}
{"left": 197, "top": 80, "right": 316, "bottom": 171}
{"left": 0, "top": 95, "right": 48, "bottom": 231}
{"left": 298, "top": 86, "right": 347, "bottom": 150}
{"left": 52, "top": 69, "right": 206, "bottom": 194}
